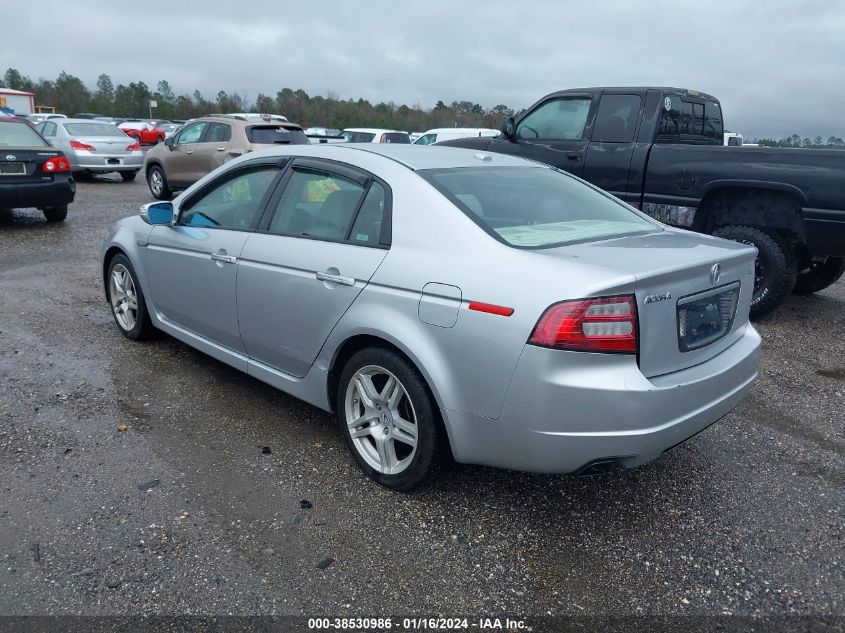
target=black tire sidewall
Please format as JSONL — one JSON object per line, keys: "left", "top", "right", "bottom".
{"left": 121, "top": 171, "right": 138, "bottom": 182}
{"left": 713, "top": 225, "right": 796, "bottom": 318}
{"left": 793, "top": 257, "right": 845, "bottom": 295}
{"left": 106, "top": 254, "right": 154, "bottom": 340}
{"left": 42, "top": 205, "right": 68, "bottom": 222}
{"left": 336, "top": 347, "right": 444, "bottom": 491}
{"left": 147, "top": 165, "right": 171, "bottom": 200}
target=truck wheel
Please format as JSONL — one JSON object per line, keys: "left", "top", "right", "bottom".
{"left": 793, "top": 257, "right": 845, "bottom": 295}
{"left": 712, "top": 225, "right": 796, "bottom": 318}
{"left": 42, "top": 205, "right": 68, "bottom": 223}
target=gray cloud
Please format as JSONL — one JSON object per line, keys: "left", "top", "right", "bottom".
{"left": 2, "top": 0, "right": 843, "bottom": 139}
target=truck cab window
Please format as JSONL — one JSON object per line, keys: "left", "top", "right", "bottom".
{"left": 657, "top": 95, "right": 722, "bottom": 144}
{"left": 516, "top": 98, "right": 591, "bottom": 141}
{"left": 592, "top": 95, "right": 642, "bottom": 143}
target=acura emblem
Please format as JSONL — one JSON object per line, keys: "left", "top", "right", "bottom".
{"left": 5, "top": 154, "right": 15, "bottom": 161}
{"left": 710, "top": 263, "right": 721, "bottom": 285}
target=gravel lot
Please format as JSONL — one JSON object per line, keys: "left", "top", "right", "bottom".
{"left": 0, "top": 174, "right": 843, "bottom": 621}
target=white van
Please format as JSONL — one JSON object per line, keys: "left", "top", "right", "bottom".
{"left": 413, "top": 128, "right": 500, "bottom": 145}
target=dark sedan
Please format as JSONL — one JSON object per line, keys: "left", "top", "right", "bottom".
{"left": 0, "top": 119, "right": 76, "bottom": 222}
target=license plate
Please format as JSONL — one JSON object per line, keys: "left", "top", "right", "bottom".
{"left": 106, "top": 158, "right": 121, "bottom": 165}
{"left": 677, "top": 282, "right": 740, "bottom": 352}
{"left": 0, "top": 162, "right": 26, "bottom": 175}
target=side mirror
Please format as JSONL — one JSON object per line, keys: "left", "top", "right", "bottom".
{"left": 140, "top": 201, "right": 174, "bottom": 225}
{"left": 164, "top": 137, "right": 174, "bottom": 148}
{"left": 503, "top": 117, "right": 517, "bottom": 141}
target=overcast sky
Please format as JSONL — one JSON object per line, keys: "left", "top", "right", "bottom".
{"left": 2, "top": 0, "right": 843, "bottom": 139}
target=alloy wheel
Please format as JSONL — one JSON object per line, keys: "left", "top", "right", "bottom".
{"left": 109, "top": 264, "right": 138, "bottom": 331}
{"left": 344, "top": 365, "right": 418, "bottom": 475}
{"left": 149, "top": 170, "right": 163, "bottom": 196}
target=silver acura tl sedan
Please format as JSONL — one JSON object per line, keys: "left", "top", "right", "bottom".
{"left": 101, "top": 144, "right": 760, "bottom": 490}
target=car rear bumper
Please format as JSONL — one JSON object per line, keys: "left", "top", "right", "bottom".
{"left": 0, "top": 176, "right": 76, "bottom": 209}
{"left": 443, "top": 324, "right": 760, "bottom": 473}
{"left": 71, "top": 152, "right": 143, "bottom": 172}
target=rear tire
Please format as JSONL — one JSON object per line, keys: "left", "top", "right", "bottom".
{"left": 105, "top": 253, "right": 156, "bottom": 341}
{"left": 793, "top": 256, "right": 845, "bottom": 295}
{"left": 336, "top": 347, "right": 447, "bottom": 491}
{"left": 147, "top": 165, "right": 172, "bottom": 200}
{"left": 121, "top": 171, "right": 138, "bottom": 182}
{"left": 42, "top": 205, "right": 68, "bottom": 222}
{"left": 712, "top": 225, "right": 796, "bottom": 318}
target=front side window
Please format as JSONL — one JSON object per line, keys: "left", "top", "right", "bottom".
{"left": 177, "top": 122, "right": 207, "bottom": 145}
{"left": 178, "top": 166, "right": 278, "bottom": 230}
{"left": 420, "top": 166, "right": 657, "bottom": 249}
{"left": 414, "top": 134, "right": 436, "bottom": 145}
{"left": 516, "top": 98, "right": 591, "bottom": 140}
{"left": 268, "top": 168, "right": 366, "bottom": 241}
{"left": 591, "top": 95, "right": 642, "bottom": 143}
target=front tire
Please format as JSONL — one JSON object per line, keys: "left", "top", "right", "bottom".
{"left": 147, "top": 165, "right": 172, "bottom": 200}
{"left": 337, "top": 347, "right": 446, "bottom": 491}
{"left": 712, "top": 225, "right": 796, "bottom": 318}
{"left": 121, "top": 171, "right": 138, "bottom": 182}
{"left": 106, "top": 254, "right": 156, "bottom": 340}
{"left": 42, "top": 205, "right": 68, "bottom": 222}
{"left": 793, "top": 256, "right": 845, "bottom": 295}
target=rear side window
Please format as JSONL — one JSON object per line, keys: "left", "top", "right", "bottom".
{"left": 591, "top": 95, "right": 641, "bottom": 143}
{"left": 247, "top": 125, "right": 308, "bottom": 145}
{"left": 268, "top": 168, "right": 366, "bottom": 241}
{"left": 64, "top": 123, "right": 124, "bottom": 137}
{"left": 349, "top": 182, "right": 387, "bottom": 246}
{"left": 41, "top": 122, "right": 57, "bottom": 137}
{"left": 420, "top": 166, "right": 656, "bottom": 249}
{"left": 380, "top": 133, "right": 410, "bottom": 144}
{"left": 341, "top": 131, "right": 376, "bottom": 143}
{"left": 206, "top": 123, "right": 232, "bottom": 143}
{"left": 414, "top": 134, "right": 436, "bottom": 145}
{"left": 657, "top": 96, "right": 723, "bottom": 144}
{"left": 0, "top": 122, "right": 49, "bottom": 147}
{"left": 516, "top": 98, "right": 591, "bottom": 140}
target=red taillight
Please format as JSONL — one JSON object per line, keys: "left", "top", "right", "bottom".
{"left": 69, "top": 140, "right": 96, "bottom": 152}
{"left": 528, "top": 294, "right": 638, "bottom": 354}
{"left": 468, "top": 301, "right": 514, "bottom": 317}
{"left": 126, "top": 141, "right": 141, "bottom": 151}
{"left": 42, "top": 156, "right": 70, "bottom": 173}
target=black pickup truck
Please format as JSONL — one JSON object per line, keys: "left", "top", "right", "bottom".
{"left": 441, "top": 87, "right": 845, "bottom": 316}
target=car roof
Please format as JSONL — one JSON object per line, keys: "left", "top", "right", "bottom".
{"left": 422, "top": 128, "right": 499, "bottom": 134}
{"left": 60, "top": 118, "right": 123, "bottom": 124}
{"left": 343, "top": 128, "right": 407, "bottom": 134}
{"left": 247, "top": 143, "right": 537, "bottom": 171}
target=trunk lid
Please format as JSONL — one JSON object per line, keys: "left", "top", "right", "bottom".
{"left": 74, "top": 135, "right": 135, "bottom": 155}
{"left": 0, "top": 147, "right": 63, "bottom": 183}
{"left": 543, "top": 228, "right": 757, "bottom": 377}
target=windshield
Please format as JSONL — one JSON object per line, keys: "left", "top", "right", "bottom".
{"left": 0, "top": 122, "right": 49, "bottom": 147}
{"left": 420, "top": 167, "right": 658, "bottom": 248}
{"left": 64, "top": 123, "right": 125, "bottom": 137}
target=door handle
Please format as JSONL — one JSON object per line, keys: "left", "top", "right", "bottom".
{"left": 216, "top": 147, "right": 226, "bottom": 152}
{"left": 316, "top": 271, "right": 355, "bottom": 286}
{"left": 211, "top": 252, "right": 237, "bottom": 264}
{"left": 186, "top": 149, "right": 194, "bottom": 155}
{"left": 566, "top": 152, "right": 582, "bottom": 160}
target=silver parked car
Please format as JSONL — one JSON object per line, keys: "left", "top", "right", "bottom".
{"left": 37, "top": 118, "right": 143, "bottom": 181}
{"left": 101, "top": 144, "right": 761, "bottom": 490}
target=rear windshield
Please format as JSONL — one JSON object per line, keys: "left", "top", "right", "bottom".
{"left": 247, "top": 125, "right": 309, "bottom": 145}
{"left": 342, "top": 131, "right": 376, "bottom": 143}
{"left": 0, "top": 122, "right": 48, "bottom": 147}
{"left": 420, "top": 167, "right": 657, "bottom": 248}
{"left": 64, "top": 123, "right": 125, "bottom": 137}
{"left": 381, "top": 133, "right": 410, "bottom": 144}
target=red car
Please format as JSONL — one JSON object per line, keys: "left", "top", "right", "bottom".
{"left": 118, "top": 121, "right": 165, "bottom": 145}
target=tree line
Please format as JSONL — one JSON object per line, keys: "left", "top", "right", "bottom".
{"left": 1, "top": 68, "right": 515, "bottom": 131}
{"left": 755, "top": 134, "right": 844, "bottom": 149}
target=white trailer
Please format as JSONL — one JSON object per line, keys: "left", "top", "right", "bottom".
{"left": 0, "top": 88, "right": 35, "bottom": 115}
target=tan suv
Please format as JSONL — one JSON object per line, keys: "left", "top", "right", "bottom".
{"left": 143, "top": 115, "right": 308, "bottom": 199}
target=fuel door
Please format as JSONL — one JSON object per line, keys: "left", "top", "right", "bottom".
{"left": 418, "top": 283, "right": 462, "bottom": 328}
